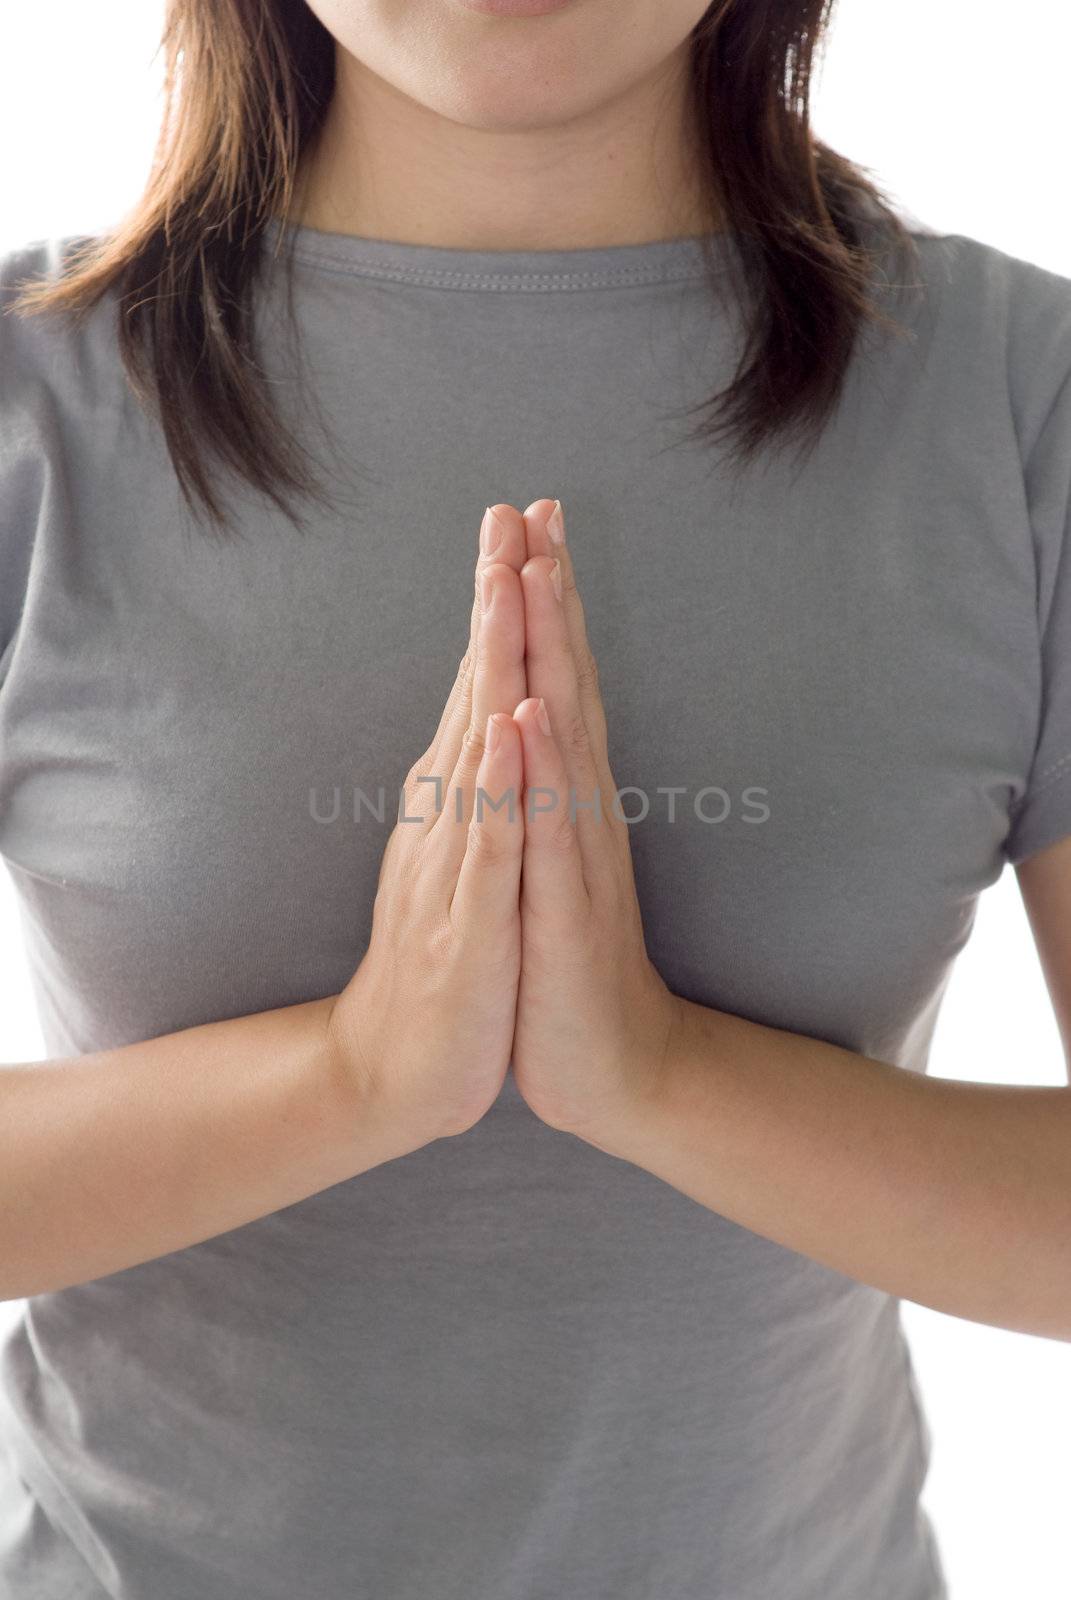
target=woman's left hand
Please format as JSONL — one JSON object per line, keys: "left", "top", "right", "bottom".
{"left": 509, "top": 498, "right": 684, "bottom": 1142}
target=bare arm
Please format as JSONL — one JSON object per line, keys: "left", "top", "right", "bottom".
{"left": 1, "top": 503, "right": 531, "bottom": 1301}
{"left": 509, "top": 496, "right": 1071, "bottom": 1343}
{"left": 590, "top": 1003, "right": 1071, "bottom": 1341}
{"left": 0, "top": 997, "right": 395, "bottom": 1299}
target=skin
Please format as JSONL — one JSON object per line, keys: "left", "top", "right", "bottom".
{"left": 0, "top": 512, "right": 532, "bottom": 1297}
{"left": 8, "top": 3, "right": 1071, "bottom": 1349}
{"left": 506, "top": 500, "right": 1071, "bottom": 1343}
{"left": 293, "top": 0, "right": 721, "bottom": 247}
{"left": 289, "top": 3, "right": 1071, "bottom": 1340}
{"left": 327, "top": 507, "right": 532, "bottom": 1144}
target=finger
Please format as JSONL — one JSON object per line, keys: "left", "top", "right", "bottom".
{"left": 434, "top": 560, "right": 527, "bottom": 864}
{"left": 450, "top": 712, "right": 524, "bottom": 926}
{"left": 404, "top": 504, "right": 527, "bottom": 827}
{"left": 522, "top": 498, "right": 611, "bottom": 775}
{"left": 513, "top": 695, "right": 589, "bottom": 921}
{"left": 422, "top": 499, "right": 531, "bottom": 774}
{"left": 519, "top": 553, "right": 611, "bottom": 862}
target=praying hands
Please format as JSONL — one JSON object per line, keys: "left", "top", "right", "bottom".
{"left": 327, "top": 498, "right": 1071, "bottom": 1344}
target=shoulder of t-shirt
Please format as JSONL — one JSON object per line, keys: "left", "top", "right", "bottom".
{"left": 0, "top": 229, "right": 123, "bottom": 422}
{"left": 0, "top": 232, "right": 122, "bottom": 680}
{"left": 1, "top": 231, "right": 91, "bottom": 347}
{"left": 879, "top": 205, "right": 1071, "bottom": 462}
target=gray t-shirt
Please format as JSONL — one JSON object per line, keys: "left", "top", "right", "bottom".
{"left": 1, "top": 209, "right": 1070, "bottom": 1600}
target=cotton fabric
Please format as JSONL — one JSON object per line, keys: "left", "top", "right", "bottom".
{"left": 2, "top": 208, "right": 1071, "bottom": 1598}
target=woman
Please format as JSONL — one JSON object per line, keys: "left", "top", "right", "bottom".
{"left": 1, "top": 1, "right": 1069, "bottom": 1596}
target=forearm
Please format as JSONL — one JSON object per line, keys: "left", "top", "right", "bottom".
{"left": 0, "top": 997, "right": 411, "bottom": 1299}
{"left": 586, "top": 998, "right": 1071, "bottom": 1340}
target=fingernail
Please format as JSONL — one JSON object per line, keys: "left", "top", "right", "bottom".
{"left": 549, "top": 560, "right": 562, "bottom": 602}
{"left": 535, "top": 697, "right": 551, "bottom": 736}
{"left": 481, "top": 569, "right": 495, "bottom": 611}
{"left": 480, "top": 505, "right": 504, "bottom": 557}
{"left": 547, "top": 499, "right": 565, "bottom": 545}
{"left": 486, "top": 712, "right": 502, "bottom": 753}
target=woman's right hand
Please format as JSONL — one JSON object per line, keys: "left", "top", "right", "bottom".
{"left": 325, "top": 504, "right": 530, "bottom": 1151}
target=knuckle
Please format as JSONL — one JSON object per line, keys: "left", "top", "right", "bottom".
{"left": 425, "top": 909, "right": 456, "bottom": 968}
{"left": 535, "top": 810, "right": 577, "bottom": 856}
{"left": 563, "top": 712, "right": 591, "bottom": 762}
{"left": 575, "top": 648, "right": 600, "bottom": 697}
{"left": 460, "top": 723, "right": 486, "bottom": 767}
{"left": 402, "top": 765, "right": 438, "bottom": 821}
{"left": 466, "top": 819, "right": 505, "bottom": 867}
{"left": 404, "top": 753, "right": 431, "bottom": 793}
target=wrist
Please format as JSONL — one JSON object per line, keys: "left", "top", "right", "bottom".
{"left": 576, "top": 990, "right": 694, "bottom": 1161}
{"left": 318, "top": 994, "right": 429, "bottom": 1170}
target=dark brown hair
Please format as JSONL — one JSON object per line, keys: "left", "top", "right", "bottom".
{"left": 8, "top": 0, "right": 920, "bottom": 537}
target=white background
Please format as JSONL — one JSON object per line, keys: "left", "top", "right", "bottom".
{"left": 1, "top": 3, "right": 1069, "bottom": 1596}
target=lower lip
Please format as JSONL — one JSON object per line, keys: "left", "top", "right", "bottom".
{"left": 456, "top": 0, "right": 574, "bottom": 14}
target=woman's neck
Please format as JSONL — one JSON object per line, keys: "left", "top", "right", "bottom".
{"left": 287, "top": 41, "right": 718, "bottom": 250}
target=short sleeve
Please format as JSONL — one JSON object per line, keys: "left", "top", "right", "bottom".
{"left": 0, "top": 239, "right": 55, "bottom": 694}
{"left": 1003, "top": 330, "right": 1071, "bottom": 866}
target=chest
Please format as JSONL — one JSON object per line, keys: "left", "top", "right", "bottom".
{"left": 0, "top": 393, "right": 1038, "bottom": 1060}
